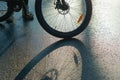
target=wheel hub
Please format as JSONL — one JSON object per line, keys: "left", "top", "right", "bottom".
{"left": 55, "top": 0, "right": 70, "bottom": 15}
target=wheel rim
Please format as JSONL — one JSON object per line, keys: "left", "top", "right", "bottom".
{"left": 41, "top": 0, "right": 86, "bottom": 33}
{"left": 0, "top": 1, "right": 8, "bottom": 18}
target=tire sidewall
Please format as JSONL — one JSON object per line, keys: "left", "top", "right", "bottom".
{"left": 0, "top": 0, "right": 13, "bottom": 22}
{"left": 35, "top": 0, "right": 92, "bottom": 38}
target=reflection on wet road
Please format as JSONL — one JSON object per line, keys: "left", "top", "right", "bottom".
{"left": 0, "top": 0, "right": 120, "bottom": 80}
{"left": 0, "top": 24, "right": 15, "bottom": 56}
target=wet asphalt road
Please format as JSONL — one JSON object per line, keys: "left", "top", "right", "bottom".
{"left": 0, "top": 0, "right": 120, "bottom": 80}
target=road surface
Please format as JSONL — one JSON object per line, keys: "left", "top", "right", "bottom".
{"left": 0, "top": 0, "right": 120, "bottom": 80}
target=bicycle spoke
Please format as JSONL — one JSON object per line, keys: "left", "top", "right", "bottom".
{"left": 41, "top": 0, "right": 86, "bottom": 32}
{"left": 0, "top": 1, "right": 7, "bottom": 17}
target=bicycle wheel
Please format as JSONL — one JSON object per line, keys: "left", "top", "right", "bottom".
{"left": 35, "top": 0, "right": 92, "bottom": 38}
{"left": 0, "top": 0, "right": 13, "bottom": 22}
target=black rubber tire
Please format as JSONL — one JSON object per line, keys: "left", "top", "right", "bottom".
{"left": 35, "top": 0, "right": 92, "bottom": 38}
{"left": 0, "top": 0, "right": 13, "bottom": 22}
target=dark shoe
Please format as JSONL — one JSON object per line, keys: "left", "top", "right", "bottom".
{"left": 22, "top": 12, "right": 34, "bottom": 21}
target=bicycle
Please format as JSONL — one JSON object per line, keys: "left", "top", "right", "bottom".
{"left": 0, "top": 0, "right": 23, "bottom": 21}
{"left": 0, "top": 0, "right": 92, "bottom": 38}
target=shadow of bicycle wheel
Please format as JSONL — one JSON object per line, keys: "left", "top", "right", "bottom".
{"left": 15, "top": 38, "right": 89, "bottom": 80}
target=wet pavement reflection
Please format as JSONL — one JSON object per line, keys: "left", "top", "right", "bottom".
{"left": 0, "top": 0, "right": 120, "bottom": 80}
{"left": 0, "top": 23, "right": 15, "bottom": 56}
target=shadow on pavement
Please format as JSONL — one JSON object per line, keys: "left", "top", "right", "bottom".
{"left": 15, "top": 38, "right": 102, "bottom": 80}
{"left": 81, "top": 24, "right": 103, "bottom": 80}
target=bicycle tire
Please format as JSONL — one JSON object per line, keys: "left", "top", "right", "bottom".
{"left": 0, "top": 0, "right": 13, "bottom": 22}
{"left": 35, "top": 0, "right": 92, "bottom": 38}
